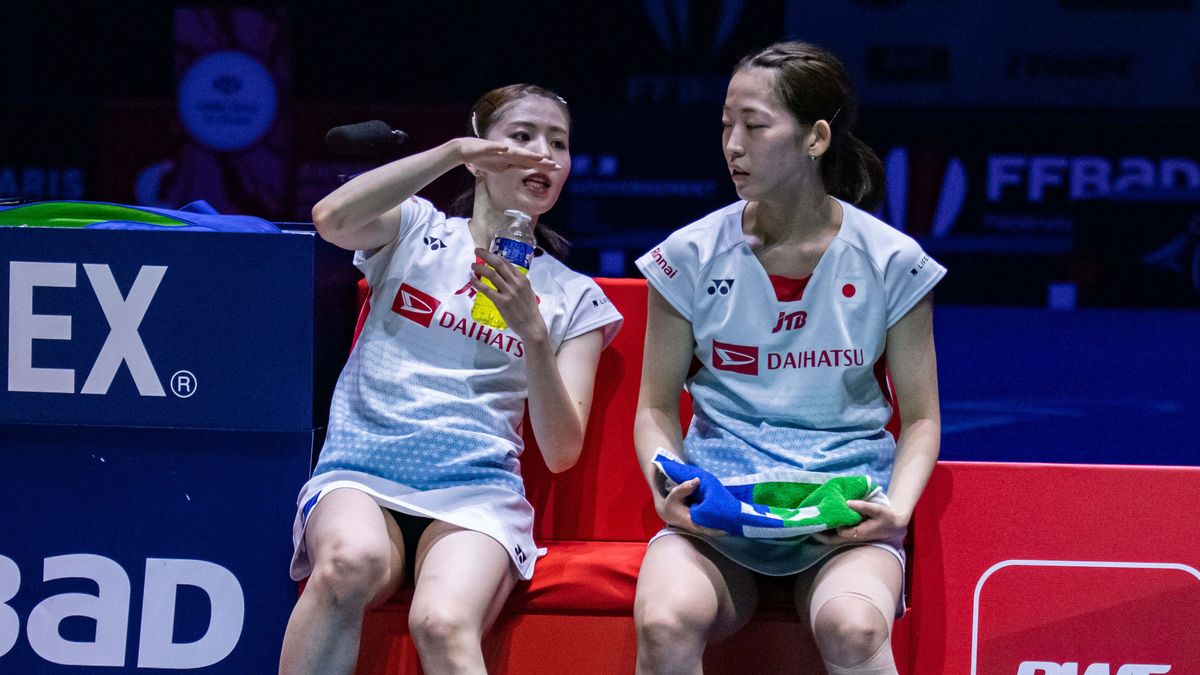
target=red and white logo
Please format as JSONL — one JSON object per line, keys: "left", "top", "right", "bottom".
{"left": 839, "top": 277, "right": 865, "bottom": 305}
{"left": 712, "top": 339, "right": 759, "bottom": 375}
{"left": 391, "top": 283, "right": 441, "bottom": 327}
{"left": 974, "top": 560, "right": 1200, "bottom": 675}
{"left": 771, "top": 310, "right": 808, "bottom": 333}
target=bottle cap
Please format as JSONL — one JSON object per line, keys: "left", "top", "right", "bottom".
{"left": 503, "top": 209, "right": 532, "bottom": 225}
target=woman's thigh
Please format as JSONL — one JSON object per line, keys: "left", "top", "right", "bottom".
{"left": 303, "top": 487, "right": 406, "bottom": 605}
{"left": 797, "top": 545, "right": 903, "bottom": 626}
{"left": 409, "top": 520, "right": 518, "bottom": 632}
{"left": 635, "top": 534, "right": 760, "bottom": 641}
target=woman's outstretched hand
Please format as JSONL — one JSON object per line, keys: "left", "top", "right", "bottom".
{"left": 455, "top": 138, "right": 560, "bottom": 173}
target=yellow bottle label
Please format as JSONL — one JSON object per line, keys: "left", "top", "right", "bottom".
{"left": 470, "top": 265, "right": 529, "bottom": 330}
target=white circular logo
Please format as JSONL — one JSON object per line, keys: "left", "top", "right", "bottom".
{"left": 171, "top": 371, "right": 198, "bottom": 398}
{"left": 177, "top": 50, "right": 278, "bottom": 152}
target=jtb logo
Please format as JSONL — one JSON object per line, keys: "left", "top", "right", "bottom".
{"left": 771, "top": 310, "right": 807, "bottom": 334}
{"left": 0, "top": 554, "right": 244, "bottom": 669}
{"left": 1018, "top": 662, "right": 1171, "bottom": 675}
{"left": 7, "top": 262, "right": 166, "bottom": 395}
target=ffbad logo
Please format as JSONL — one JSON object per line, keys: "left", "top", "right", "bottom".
{"left": 712, "top": 339, "right": 758, "bottom": 375}
{"left": 391, "top": 283, "right": 441, "bottom": 327}
{"left": 7, "top": 261, "right": 166, "bottom": 395}
{"left": 0, "top": 554, "right": 244, "bottom": 669}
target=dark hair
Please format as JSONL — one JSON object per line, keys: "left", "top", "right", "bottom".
{"left": 449, "top": 84, "right": 572, "bottom": 259}
{"left": 736, "top": 41, "right": 884, "bottom": 211}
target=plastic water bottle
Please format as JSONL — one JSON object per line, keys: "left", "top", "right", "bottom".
{"left": 472, "top": 209, "right": 535, "bottom": 329}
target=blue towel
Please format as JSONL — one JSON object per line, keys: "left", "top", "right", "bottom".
{"left": 653, "top": 451, "right": 885, "bottom": 539}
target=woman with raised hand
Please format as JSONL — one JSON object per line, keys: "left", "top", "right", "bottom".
{"left": 280, "top": 84, "right": 622, "bottom": 675}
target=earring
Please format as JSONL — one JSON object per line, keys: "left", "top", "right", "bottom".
{"left": 809, "top": 153, "right": 817, "bottom": 162}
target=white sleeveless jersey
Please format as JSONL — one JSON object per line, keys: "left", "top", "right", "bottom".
{"left": 314, "top": 197, "right": 623, "bottom": 495}
{"left": 636, "top": 199, "right": 945, "bottom": 491}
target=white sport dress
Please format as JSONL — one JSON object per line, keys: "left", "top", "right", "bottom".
{"left": 291, "top": 197, "right": 623, "bottom": 581}
{"left": 636, "top": 198, "right": 945, "bottom": 576}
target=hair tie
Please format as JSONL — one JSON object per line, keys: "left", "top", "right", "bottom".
{"left": 470, "top": 111, "right": 481, "bottom": 137}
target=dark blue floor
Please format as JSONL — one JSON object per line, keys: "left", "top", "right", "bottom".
{"left": 934, "top": 306, "right": 1200, "bottom": 466}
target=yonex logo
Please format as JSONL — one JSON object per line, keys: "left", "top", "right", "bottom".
{"left": 423, "top": 236, "right": 445, "bottom": 251}
{"left": 7, "top": 261, "right": 167, "bottom": 396}
{"left": 712, "top": 339, "right": 758, "bottom": 375}
{"left": 514, "top": 545, "right": 527, "bottom": 564}
{"left": 708, "top": 279, "right": 734, "bottom": 295}
{"left": 391, "top": 283, "right": 441, "bottom": 327}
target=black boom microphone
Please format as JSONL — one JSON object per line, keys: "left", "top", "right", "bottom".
{"left": 325, "top": 120, "right": 409, "bottom": 156}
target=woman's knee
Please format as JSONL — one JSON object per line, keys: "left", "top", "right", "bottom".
{"left": 635, "top": 594, "right": 711, "bottom": 657}
{"left": 407, "top": 600, "right": 479, "bottom": 649}
{"left": 308, "top": 538, "right": 394, "bottom": 608}
{"left": 812, "top": 597, "right": 890, "bottom": 665}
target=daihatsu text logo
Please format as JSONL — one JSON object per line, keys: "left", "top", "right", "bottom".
{"left": 7, "top": 262, "right": 166, "bottom": 396}
{"left": 712, "top": 339, "right": 758, "bottom": 375}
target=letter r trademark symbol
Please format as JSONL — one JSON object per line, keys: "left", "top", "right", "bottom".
{"left": 170, "top": 371, "right": 197, "bottom": 398}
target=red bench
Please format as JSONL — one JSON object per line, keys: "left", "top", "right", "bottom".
{"left": 336, "top": 276, "right": 1200, "bottom": 672}
{"left": 349, "top": 278, "right": 913, "bottom": 674}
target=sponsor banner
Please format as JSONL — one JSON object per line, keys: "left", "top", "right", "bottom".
{"left": 557, "top": 103, "right": 1200, "bottom": 306}
{"left": 0, "top": 423, "right": 310, "bottom": 673}
{"left": 0, "top": 227, "right": 357, "bottom": 431}
{"left": 909, "top": 462, "right": 1200, "bottom": 673}
{"left": 975, "top": 561, "right": 1200, "bottom": 675}
{"left": 864, "top": 109, "right": 1200, "bottom": 306}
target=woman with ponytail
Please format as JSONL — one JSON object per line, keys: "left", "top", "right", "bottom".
{"left": 280, "top": 84, "right": 622, "bottom": 674}
{"left": 632, "top": 42, "right": 945, "bottom": 674}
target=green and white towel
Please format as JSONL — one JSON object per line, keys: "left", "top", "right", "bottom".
{"left": 654, "top": 451, "right": 886, "bottom": 539}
